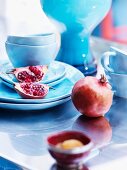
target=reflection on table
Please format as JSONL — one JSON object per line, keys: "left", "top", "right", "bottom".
{"left": 0, "top": 37, "right": 127, "bottom": 170}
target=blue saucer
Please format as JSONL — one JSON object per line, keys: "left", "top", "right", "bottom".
{"left": 0, "top": 96, "right": 71, "bottom": 110}
{"left": 0, "top": 61, "right": 66, "bottom": 88}
{"left": 0, "top": 61, "right": 84, "bottom": 104}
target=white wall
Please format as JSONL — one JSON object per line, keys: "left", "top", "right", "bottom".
{"left": 0, "top": 0, "right": 55, "bottom": 61}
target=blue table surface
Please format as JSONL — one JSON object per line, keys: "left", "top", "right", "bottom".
{"left": 1, "top": 37, "right": 127, "bottom": 170}
{"left": 0, "top": 101, "right": 81, "bottom": 169}
{"left": 0, "top": 96, "right": 127, "bottom": 170}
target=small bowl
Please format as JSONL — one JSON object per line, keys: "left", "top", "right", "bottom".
{"left": 5, "top": 41, "right": 59, "bottom": 67}
{"left": 47, "top": 131, "right": 93, "bottom": 169}
{"left": 104, "top": 68, "right": 127, "bottom": 98}
{"left": 101, "top": 46, "right": 127, "bottom": 74}
{"left": 7, "top": 33, "right": 56, "bottom": 46}
{"left": 101, "top": 55, "right": 127, "bottom": 98}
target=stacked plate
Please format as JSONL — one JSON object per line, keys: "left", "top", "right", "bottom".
{"left": 0, "top": 61, "right": 84, "bottom": 110}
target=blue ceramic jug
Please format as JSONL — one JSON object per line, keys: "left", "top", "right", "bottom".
{"left": 40, "top": 0, "right": 112, "bottom": 75}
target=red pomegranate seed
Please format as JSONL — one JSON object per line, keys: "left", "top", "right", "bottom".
{"left": 8, "top": 65, "right": 48, "bottom": 83}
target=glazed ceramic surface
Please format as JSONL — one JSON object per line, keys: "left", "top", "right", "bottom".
{"left": 0, "top": 96, "right": 71, "bottom": 110}
{"left": 0, "top": 61, "right": 66, "bottom": 87}
{"left": 5, "top": 41, "right": 58, "bottom": 67}
{"left": 102, "top": 68, "right": 127, "bottom": 99}
{"left": 0, "top": 61, "right": 84, "bottom": 104}
{"left": 41, "top": 0, "right": 112, "bottom": 75}
{"left": 7, "top": 33, "right": 56, "bottom": 46}
{"left": 47, "top": 131, "right": 93, "bottom": 168}
{"left": 101, "top": 47, "right": 127, "bottom": 98}
{"left": 101, "top": 46, "right": 127, "bottom": 74}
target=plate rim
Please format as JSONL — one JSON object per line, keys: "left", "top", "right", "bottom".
{"left": 0, "top": 61, "right": 84, "bottom": 104}
{"left": 0, "top": 61, "right": 66, "bottom": 85}
{"left": 0, "top": 96, "right": 71, "bottom": 110}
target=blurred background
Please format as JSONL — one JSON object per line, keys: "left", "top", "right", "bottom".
{"left": 0, "top": 0, "right": 127, "bottom": 58}
{"left": 93, "top": 0, "right": 127, "bottom": 44}
{"left": 0, "top": 0, "right": 55, "bottom": 60}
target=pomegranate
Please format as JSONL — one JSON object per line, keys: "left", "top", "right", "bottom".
{"left": 71, "top": 75, "right": 113, "bottom": 117}
{"left": 8, "top": 65, "right": 48, "bottom": 83}
{"left": 14, "top": 83, "right": 49, "bottom": 99}
{"left": 73, "top": 115, "right": 112, "bottom": 147}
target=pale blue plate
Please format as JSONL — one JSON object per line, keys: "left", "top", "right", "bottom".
{"left": 0, "top": 61, "right": 84, "bottom": 104}
{"left": 0, "top": 96, "right": 71, "bottom": 110}
{"left": 0, "top": 74, "right": 66, "bottom": 89}
{"left": 0, "top": 61, "right": 66, "bottom": 86}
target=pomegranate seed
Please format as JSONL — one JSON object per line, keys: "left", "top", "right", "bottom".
{"left": 31, "top": 76, "right": 36, "bottom": 82}
{"left": 24, "top": 84, "right": 31, "bottom": 89}
{"left": 15, "top": 82, "right": 49, "bottom": 99}
{"left": 38, "top": 91, "right": 43, "bottom": 96}
{"left": 33, "top": 91, "right": 38, "bottom": 96}
{"left": 10, "top": 65, "right": 48, "bottom": 83}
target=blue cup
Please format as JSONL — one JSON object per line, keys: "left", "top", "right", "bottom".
{"left": 7, "top": 33, "right": 56, "bottom": 46}
{"left": 5, "top": 41, "right": 58, "bottom": 67}
{"left": 101, "top": 47, "right": 127, "bottom": 98}
{"left": 101, "top": 47, "right": 127, "bottom": 74}
{"left": 103, "top": 68, "right": 127, "bottom": 98}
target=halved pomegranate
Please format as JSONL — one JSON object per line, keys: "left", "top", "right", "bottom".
{"left": 14, "top": 83, "right": 49, "bottom": 99}
{"left": 8, "top": 65, "right": 48, "bottom": 83}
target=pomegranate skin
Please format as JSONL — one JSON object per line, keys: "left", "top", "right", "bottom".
{"left": 71, "top": 76, "right": 113, "bottom": 117}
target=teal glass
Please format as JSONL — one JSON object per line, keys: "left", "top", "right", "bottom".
{"left": 40, "top": 0, "right": 112, "bottom": 75}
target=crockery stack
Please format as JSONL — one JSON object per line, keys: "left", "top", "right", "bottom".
{"left": 5, "top": 33, "right": 59, "bottom": 67}
{"left": 0, "top": 33, "right": 84, "bottom": 110}
{"left": 101, "top": 46, "right": 127, "bottom": 98}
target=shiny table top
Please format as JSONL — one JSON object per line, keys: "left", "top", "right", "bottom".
{"left": 0, "top": 37, "right": 127, "bottom": 170}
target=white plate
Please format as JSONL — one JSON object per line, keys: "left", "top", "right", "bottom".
{"left": 0, "top": 61, "right": 84, "bottom": 104}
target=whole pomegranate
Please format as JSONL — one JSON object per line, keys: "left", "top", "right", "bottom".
{"left": 71, "top": 75, "right": 113, "bottom": 117}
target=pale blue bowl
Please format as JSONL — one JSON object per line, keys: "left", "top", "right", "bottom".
{"left": 5, "top": 41, "right": 58, "bottom": 67}
{"left": 7, "top": 33, "right": 56, "bottom": 46}
{"left": 101, "top": 57, "right": 127, "bottom": 99}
